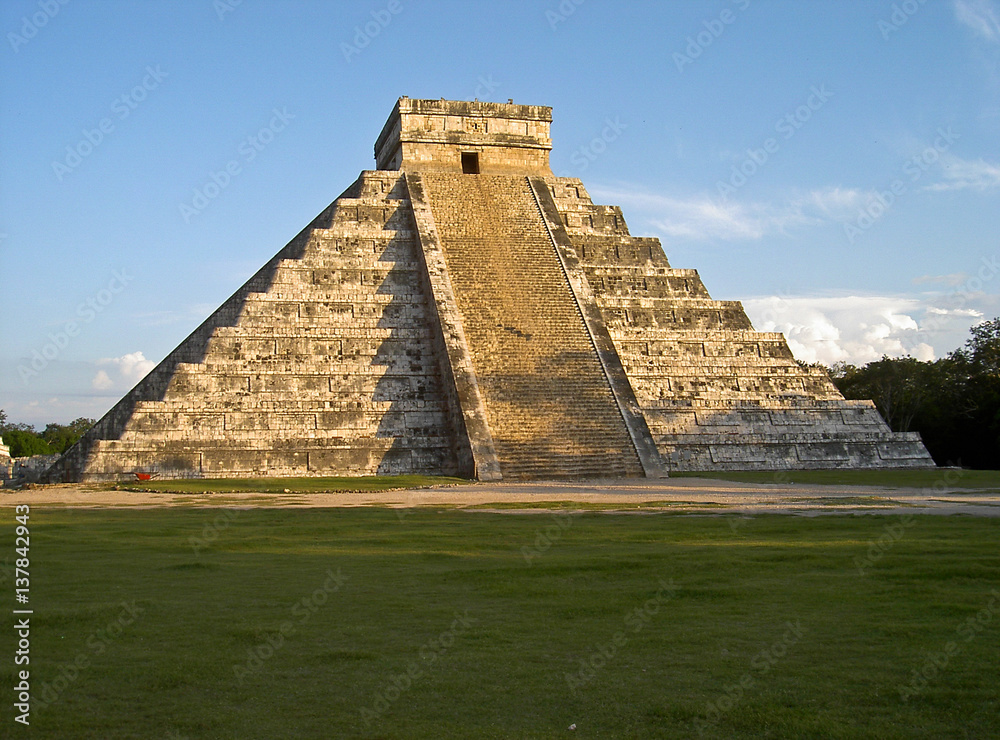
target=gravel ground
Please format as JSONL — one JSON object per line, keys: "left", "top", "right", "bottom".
{"left": 2, "top": 477, "right": 999, "bottom": 516}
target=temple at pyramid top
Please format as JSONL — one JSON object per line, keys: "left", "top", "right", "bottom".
{"left": 374, "top": 97, "right": 553, "bottom": 174}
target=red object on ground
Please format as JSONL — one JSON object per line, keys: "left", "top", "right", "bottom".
{"left": 134, "top": 473, "right": 153, "bottom": 481}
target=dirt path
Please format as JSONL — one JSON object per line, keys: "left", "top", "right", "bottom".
{"left": 3, "top": 478, "right": 999, "bottom": 516}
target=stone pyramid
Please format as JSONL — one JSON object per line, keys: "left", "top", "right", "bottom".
{"left": 46, "top": 98, "right": 933, "bottom": 482}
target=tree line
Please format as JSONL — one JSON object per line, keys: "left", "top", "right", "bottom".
{"left": 2, "top": 319, "right": 998, "bottom": 468}
{"left": 828, "top": 317, "right": 1000, "bottom": 469}
{"left": 0, "top": 412, "right": 94, "bottom": 457}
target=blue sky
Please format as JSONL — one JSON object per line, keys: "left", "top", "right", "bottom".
{"left": 2, "top": 0, "right": 999, "bottom": 428}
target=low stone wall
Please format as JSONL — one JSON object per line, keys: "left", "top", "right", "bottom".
{"left": 10, "top": 455, "right": 61, "bottom": 484}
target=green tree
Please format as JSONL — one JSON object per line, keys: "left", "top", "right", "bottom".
{"left": 955, "top": 317, "right": 1000, "bottom": 373}
{"left": 2, "top": 429, "right": 53, "bottom": 457}
{"left": 947, "top": 320, "right": 1000, "bottom": 467}
{"left": 42, "top": 418, "right": 95, "bottom": 454}
{"left": 0, "top": 412, "right": 95, "bottom": 458}
{"left": 830, "top": 357, "right": 936, "bottom": 432}
{"left": 829, "top": 318, "right": 1000, "bottom": 469}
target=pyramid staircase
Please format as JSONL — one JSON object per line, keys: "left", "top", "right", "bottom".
{"left": 415, "top": 173, "right": 644, "bottom": 478}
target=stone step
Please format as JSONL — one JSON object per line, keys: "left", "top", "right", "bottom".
{"left": 420, "top": 172, "right": 643, "bottom": 478}
{"left": 611, "top": 328, "right": 789, "bottom": 341}
{"left": 644, "top": 398, "right": 880, "bottom": 411}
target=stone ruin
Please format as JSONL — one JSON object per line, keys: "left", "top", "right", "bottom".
{"left": 44, "top": 97, "right": 933, "bottom": 482}
{"left": 0, "top": 442, "right": 12, "bottom": 485}
{"left": 0, "top": 444, "right": 59, "bottom": 487}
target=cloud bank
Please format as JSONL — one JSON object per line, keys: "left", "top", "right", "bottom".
{"left": 92, "top": 352, "right": 155, "bottom": 391}
{"left": 742, "top": 290, "right": 998, "bottom": 365}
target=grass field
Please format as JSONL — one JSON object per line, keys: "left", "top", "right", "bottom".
{"left": 673, "top": 468, "right": 1000, "bottom": 490}
{"left": 104, "top": 469, "right": 1000, "bottom": 494}
{"left": 109, "top": 474, "right": 467, "bottom": 494}
{"left": 3, "top": 507, "right": 998, "bottom": 739}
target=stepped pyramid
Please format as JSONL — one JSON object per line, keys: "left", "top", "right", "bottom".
{"left": 46, "top": 97, "right": 933, "bottom": 482}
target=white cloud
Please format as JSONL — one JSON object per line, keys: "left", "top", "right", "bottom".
{"left": 924, "top": 153, "right": 1000, "bottom": 192}
{"left": 743, "top": 295, "right": 927, "bottom": 365}
{"left": 926, "top": 306, "right": 984, "bottom": 318}
{"left": 91, "top": 352, "right": 155, "bottom": 391}
{"left": 912, "top": 343, "right": 937, "bottom": 362}
{"left": 91, "top": 370, "right": 113, "bottom": 390}
{"left": 954, "top": 0, "right": 1000, "bottom": 41}
{"left": 913, "top": 273, "right": 969, "bottom": 286}
{"left": 588, "top": 184, "right": 871, "bottom": 242}
{"left": 587, "top": 186, "right": 763, "bottom": 240}
{"left": 647, "top": 196, "right": 777, "bottom": 241}
{"left": 741, "top": 292, "right": 999, "bottom": 366}
{"left": 793, "top": 186, "right": 870, "bottom": 215}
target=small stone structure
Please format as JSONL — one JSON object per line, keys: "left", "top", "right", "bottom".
{"left": 9, "top": 454, "right": 60, "bottom": 485}
{"left": 0, "top": 443, "right": 12, "bottom": 485}
{"left": 44, "top": 98, "right": 933, "bottom": 482}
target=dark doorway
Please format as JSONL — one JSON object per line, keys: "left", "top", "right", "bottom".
{"left": 461, "top": 152, "right": 480, "bottom": 174}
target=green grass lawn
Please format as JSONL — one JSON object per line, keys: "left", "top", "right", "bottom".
{"left": 672, "top": 468, "right": 1000, "bottom": 490}
{"left": 105, "top": 469, "right": 1000, "bottom": 495}
{"left": 3, "top": 508, "right": 998, "bottom": 739}
{"left": 107, "top": 474, "right": 467, "bottom": 494}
